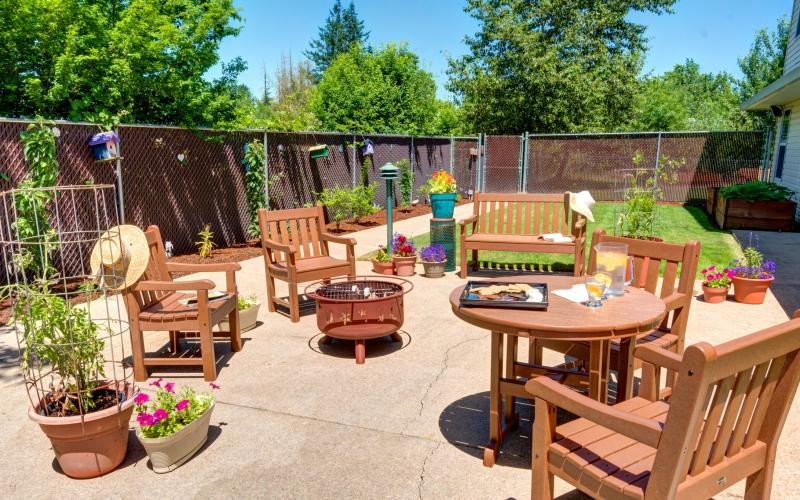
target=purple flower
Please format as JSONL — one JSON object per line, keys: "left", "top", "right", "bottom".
{"left": 136, "top": 412, "right": 154, "bottom": 427}
{"left": 176, "top": 399, "right": 190, "bottom": 412}
{"left": 419, "top": 244, "right": 447, "bottom": 263}
{"left": 149, "top": 378, "right": 163, "bottom": 388}
{"left": 152, "top": 408, "right": 168, "bottom": 423}
{"left": 164, "top": 382, "right": 175, "bottom": 394}
{"left": 209, "top": 382, "right": 221, "bottom": 390}
{"left": 133, "top": 393, "right": 150, "bottom": 406}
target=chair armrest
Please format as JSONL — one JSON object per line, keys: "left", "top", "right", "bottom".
{"left": 457, "top": 214, "right": 478, "bottom": 226}
{"left": 261, "top": 237, "right": 297, "bottom": 255}
{"left": 635, "top": 344, "right": 683, "bottom": 373}
{"left": 571, "top": 217, "right": 587, "bottom": 238}
{"left": 320, "top": 233, "right": 356, "bottom": 246}
{"left": 661, "top": 292, "right": 690, "bottom": 313}
{"left": 167, "top": 262, "right": 241, "bottom": 273}
{"left": 526, "top": 377, "right": 663, "bottom": 449}
{"left": 132, "top": 279, "right": 215, "bottom": 292}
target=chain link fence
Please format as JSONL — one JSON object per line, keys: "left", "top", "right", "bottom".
{"left": 0, "top": 118, "right": 767, "bottom": 254}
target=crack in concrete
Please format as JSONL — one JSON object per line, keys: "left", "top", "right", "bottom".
{"left": 417, "top": 441, "right": 441, "bottom": 499}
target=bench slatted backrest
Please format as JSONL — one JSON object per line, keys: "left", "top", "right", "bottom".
{"left": 646, "top": 316, "right": 800, "bottom": 498}
{"left": 123, "top": 225, "right": 172, "bottom": 315}
{"left": 473, "top": 192, "right": 572, "bottom": 236}
{"left": 258, "top": 205, "right": 327, "bottom": 262}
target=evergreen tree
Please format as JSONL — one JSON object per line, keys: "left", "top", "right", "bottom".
{"left": 305, "top": 0, "right": 369, "bottom": 81}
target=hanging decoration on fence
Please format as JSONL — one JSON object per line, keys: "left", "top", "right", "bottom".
{"left": 362, "top": 138, "right": 374, "bottom": 156}
{"left": 309, "top": 143, "right": 329, "bottom": 159}
{"left": 88, "top": 131, "right": 120, "bottom": 161}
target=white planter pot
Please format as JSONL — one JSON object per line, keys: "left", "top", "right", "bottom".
{"left": 136, "top": 402, "right": 214, "bottom": 473}
{"left": 217, "top": 302, "right": 260, "bottom": 332}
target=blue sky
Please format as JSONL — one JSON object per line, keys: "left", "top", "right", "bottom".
{"left": 214, "top": 0, "right": 792, "bottom": 100}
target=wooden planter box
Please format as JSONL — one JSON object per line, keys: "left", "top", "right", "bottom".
{"left": 709, "top": 188, "right": 796, "bottom": 231}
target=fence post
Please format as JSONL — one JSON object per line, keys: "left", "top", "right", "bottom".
{"left": 351, "top": 134, "right": 357, "bottom": 187}
{"left": 114, "top": 126, "right": 126, "bottom": 223}
{"left": 262, "top": 130, "right": 269, "bottom": 210}
{"left": 449, "top": 136, "right": 454, "bottom": 174}
{"left": 476, "top": 134, "right": 484, "bottom": 192}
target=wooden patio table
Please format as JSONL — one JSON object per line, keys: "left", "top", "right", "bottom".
{"left": 449, "top": 275, "right": 666, "bottom": 467}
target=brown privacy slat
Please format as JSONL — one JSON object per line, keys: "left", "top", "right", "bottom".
{"left": 514, "top": 201, "right": 523, "bottom": 235}
{"left": 727, "top": 361, "right": 770, "bottom": 456}
{"left": 708, "top": 369, "right": 751, "bottom": 466}
{"left": 690, "top": 376, "right": 734, "bottom": 475}
{"left": 479, "top": 200, "right": 488, "bottom": 233}
{"left": 533, "top": 202, "right": 541, "bottom": 235}
{"left": 661, "top": 261, "right": 678, "bottom": 297}
{"left": 744, "top": 355, "right": 786, "bottom": 447}
{"left": 307, "top": 216, "right": 322, "bottom": 256}
{"left": 542, "top": 203, "right": 551, "bottom": 234}
{"left": 644, "top": 257, "right": 661, "bottom": 293}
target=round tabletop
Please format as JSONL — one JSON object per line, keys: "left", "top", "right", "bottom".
{"left": 449, "top": 275, "right": 666, "bottom": 341}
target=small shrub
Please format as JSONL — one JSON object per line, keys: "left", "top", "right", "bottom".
{"left": 720, "top": 181, "right": 794, "bottom": 202}
{"left": 195, "top": 224, "right": 216, "bottom": 258}
{"left": 617, "top": 152, "right": 684, "bottom": 239}
{"left": 318, "top": 184, "right": 377, "bottom": 230}
{"left": 397, "top": 159, "right": 413, "bottom": 207}
{"left": 361, "top": 156, "right": 372, "bottom": 187}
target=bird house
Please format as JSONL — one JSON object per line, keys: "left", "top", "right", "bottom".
{"left": 88, "top": 131, "right": 120, "bottom": 161}
{"left": 309, "top": 144, "right": 329, "bottom": 159}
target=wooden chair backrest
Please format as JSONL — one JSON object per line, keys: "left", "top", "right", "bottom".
{"left": 472, "top": 192, "right": 577, "bottom": 236}
{"left": 123, "top": 225, "right": 172, "bottom": 314}
{"left": 647, "top": 314, "right": 800, "bottom": 498}
{"left": 258, "top": 205, "right": 328, "bottom": 262}
{"left": 588, "top": 229, "right": 700, "bottom": 302}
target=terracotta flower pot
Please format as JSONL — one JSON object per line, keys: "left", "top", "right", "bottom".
{"left": 218, "top": 302, "right": 260, "bottom": 332}
{"left": 393, "top": 256, "right": 417, "bottom": 276}
{"left": 28, "top": 381, "right": 136, "bottom": 479}
{"left": 702, "top": 285, "right": 729, "bottom": 304}
{"left": 137, "top": 402, "right": 214, "bottom": 473}
{"left": 422, "top": 260, "right": 446, "bottom": 278}
{"left": 371, "top": 260, "right": 395, "bottom": 275}
{"left": 732, "top": 276, "right": 774, "bottom": 305}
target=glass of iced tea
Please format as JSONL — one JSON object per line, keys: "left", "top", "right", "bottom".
{"left": 585, "top": 276, "right": 607, "bottom": 308}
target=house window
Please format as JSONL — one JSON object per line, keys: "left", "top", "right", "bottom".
{"left": 797, "top": 11, "right": 800, "bottom": 36}
{"left": 775, "top": 109, "right": 791, "bottom": 180}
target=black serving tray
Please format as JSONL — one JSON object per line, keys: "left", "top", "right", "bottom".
{"left": 459, "top": 281, "right": 548, "bottom": 310}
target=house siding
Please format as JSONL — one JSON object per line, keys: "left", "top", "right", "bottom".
{"left": 773, "top": 99, "right": 800, "bottom": 220}
{"left": 786, "top": 0, "right": 800, "bottom": 72}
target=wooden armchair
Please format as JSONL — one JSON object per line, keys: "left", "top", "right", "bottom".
{"left": 534, "top": 229, "right": 700, "bottom": 400}
{"left": 258, "top": 206, "right": 356, "bottom": 322}
{"left": 122, "top": 225, "right": 242, "bottom": 381}
{"left": 527, "top": 310, "right": 800, "bottom": 499}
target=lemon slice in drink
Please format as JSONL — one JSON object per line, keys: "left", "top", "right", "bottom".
{"left": 593, "top": 273, "right": 612, "bottom": 288}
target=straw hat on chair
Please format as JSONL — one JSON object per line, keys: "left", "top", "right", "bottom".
{"left": 90, "top": 224, "right": 149, "bottom": 290}
{"left": 569, "top": 190, "right": 596, "bottom": 222}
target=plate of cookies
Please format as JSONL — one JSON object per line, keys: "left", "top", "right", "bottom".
{"left": 459, "top": 281, "right": 548, "bottom": 310}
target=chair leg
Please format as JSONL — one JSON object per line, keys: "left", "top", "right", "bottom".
{"left": 228, "top": 308, "right": 242, "bottom": 352}
{"left": 265, "top": 273, "right": 277, "bottom": 313}
{"left": 129, "top": 322, "right": 148, "bottom": 382}
{"left": 472, "top": 249, "right": 479, "bottom": 271}
{"left": 529, "top": 338, "right": 543, "bottom": 365}
{"left": 744, "top": 462, "right": 775, "bottom": 500}
{"left": 169, "top": 331, "right": 179, "bottom": 353}
{"left": 289, "top": 281, "right": 300, "bottom": 323}
{"left": 199, "top": 319, "right": 217, "bottom": 381}
{"left": 460, "top": 243, "right": 468, "bottom": 278}
{"left": 532, "top": 398, "right": 555, "bottom": 500}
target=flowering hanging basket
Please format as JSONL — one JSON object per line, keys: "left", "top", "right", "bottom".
{"left": 136, "top": 402, "right": 215, "bottom": 473}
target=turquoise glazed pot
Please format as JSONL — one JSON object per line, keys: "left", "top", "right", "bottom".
{"left": 430, "top": 193, "right": 457, "bottom": 219}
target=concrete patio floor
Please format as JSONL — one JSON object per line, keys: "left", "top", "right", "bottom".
{"left": 0, "top": 213, "right": 798, "bottom": 499}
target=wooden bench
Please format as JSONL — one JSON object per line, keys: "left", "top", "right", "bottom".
{"left": 458, "top": 192, "right": 587, "bottom": 278}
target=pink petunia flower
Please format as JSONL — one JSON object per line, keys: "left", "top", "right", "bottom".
{"left": 149, "top": 378, "right": 163, "bottom": 388}
{"left": 152, "top": 408, "right": 168, "bottom": 423}
{"left": 137, "top": 412, "right": 154, "bottom": 427}
{"left": 164, "top": 382, "right": 175, "bottom": 394}
{"left": 176, "top": 399, "right": 190, "bottom": 412}
{"left": 133, "top": 393, "right": 150, "bottom": 406}
{"left": 209, "top": 382, "right": 221, "bottom": 390}
{"left": 708, "top": 265, "right": 716, "bottom": 271}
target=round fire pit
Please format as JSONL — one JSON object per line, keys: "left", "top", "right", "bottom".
{"left": 305, "top": 276, "right": 413, "bottom": 364}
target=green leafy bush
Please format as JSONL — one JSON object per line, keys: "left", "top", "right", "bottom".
{"left": 397, "top": 159, "right": 413, "bottom": 207}
{"left": 318, "top": 184, "right": 378, "bottom": 230}
{"left": 617, "top": 152, "right": 684, "bottom": 239}
{"left": 720, "top": 181, "right": 794, "bottom": 202}
{"left": 243, "top": 139, "right": 266, "bottom": 237}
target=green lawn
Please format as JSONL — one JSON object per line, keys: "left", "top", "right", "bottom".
{"left": 359, "top": 203, "right": 741, "bottom": 277}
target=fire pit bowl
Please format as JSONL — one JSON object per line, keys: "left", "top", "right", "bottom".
{"left": 305, "top": 276, "right": 413, "bottom": 364}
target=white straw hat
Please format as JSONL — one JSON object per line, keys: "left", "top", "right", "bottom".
{"left": 569, "top": 191, "right": 596, "bottom": 222}
{"left": 90, "top": 225, "right": 149, "bottom": 290}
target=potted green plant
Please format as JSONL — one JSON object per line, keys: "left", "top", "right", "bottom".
{"left": 700, "top": 265, "right": 732, "bottom": 304}
{"left": 729, "top": 246, "right": 776, "bottom": 305}
{"left": 217, "top": 294, "right": 260, "bottom": 332}
{"left": 134, "top": 380, "right": 217, "bottom": 473}
{"left": 391, "top": 233, "right": 417, "bottom": 276}
{"left": 424, "top": 170, "right": 458, "bottom": 218}
{"left": 371, "top": 246, "right": 394, "bottom": 275}
{"left": 419, "top": 244, "right": 447, "bottom": 278}
{"left": 9, "top": 284, "right": 136, "bottom": 478}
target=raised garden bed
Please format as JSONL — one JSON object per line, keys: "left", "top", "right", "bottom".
{"left": 708, "top": 187, "right": 796, "bottom": 231}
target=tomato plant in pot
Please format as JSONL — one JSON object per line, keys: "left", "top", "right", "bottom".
{"left": 391, "top": 233, "right": 417, "bottom": 276}
{"left": 371, "top": 246, "right": 394, "bottom": 275}
{"left": 7, "top": 283, "right": 136, "bottom": 479}
{"left": 424, "top": 170, "right": 458, "bottom": 219}
{"left": 134, "top": 380, "right": 217, "bottom": 473}
{"left": 729, "top": 246, "right": 776, "bottom": 305}
{"left": 700, "top": 265, "right": 732, "bottom": 304}
{"left": 419, "top": 244, "right": 447, "bottom": 278}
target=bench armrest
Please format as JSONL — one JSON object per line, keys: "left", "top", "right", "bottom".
{"left": 661, "top": 291, "right": 690, "bottom": 313}
{"left": 457, "top": 214, "right": 478, "bottom": 226}
{"left": 635, "top": 344, "right": 683, "bottom": 373}
{"left": 261, "top": 237, "right": 297, "bottom": 255}
{"left": 526, "top": 377, "right": 663, "bottom": 449}
{"left": 167, "top": 262, "right": 241, "bottom": 273}
{"left": 133, "top": 279, "right": 215, "bottom": 292}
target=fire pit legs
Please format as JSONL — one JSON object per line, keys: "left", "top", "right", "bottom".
{"left": 390, "top": 332, "right": 402, "bottom": 342}
{"left": 355, "top": 340, "right": 366, "bottom": 364}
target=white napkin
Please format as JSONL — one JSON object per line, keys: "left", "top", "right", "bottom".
{"left": 552, "top": 284, "right": 589, "bottom": 304}
{"left": 542, "top": 233, "right": 573, "bottom": 243}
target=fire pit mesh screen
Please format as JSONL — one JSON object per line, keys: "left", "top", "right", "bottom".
{"left": 314, "top": 280, "right": 403, "bottom": 302}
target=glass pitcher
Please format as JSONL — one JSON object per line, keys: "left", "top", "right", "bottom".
{"left": 595, "top": 242, "right": 628, "bottom": 296}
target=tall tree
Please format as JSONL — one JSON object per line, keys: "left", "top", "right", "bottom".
{"left": 0, "top": 0, "right": 242, "bottom": 127}
{"left": 305, "top": 0, "right": 369, "bottom": 81}
{"left": 309, "top": 43, "right": 437, "bottom": 134}
{"left": 447, "top": 0, "right": 677, "bottom": 134}
{"left": 738, "top": 16, "right": 790, "bottom": 130}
